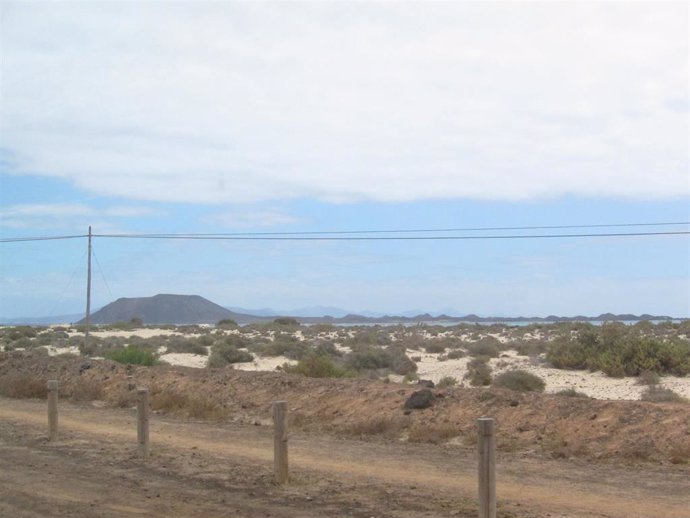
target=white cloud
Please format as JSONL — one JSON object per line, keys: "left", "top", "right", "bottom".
{"left": 1, "top": 2, "right": 688, "bottom": 203}
{"left": 0, "top": 203, "right": 162, "bottom": 229}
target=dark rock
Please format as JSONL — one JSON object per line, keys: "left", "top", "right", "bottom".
{"left": 404, "top": 389, "right": 434, "bottom": 409}
{"left": 417, "top": 379, "right": 435, "bottom": 388}
{"left": 510, "top": 400, "right": 519, "bottom": 407}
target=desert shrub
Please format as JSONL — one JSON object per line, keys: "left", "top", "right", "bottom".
{"left": 465, "top": 357, "right": 492, "bottom": 386}
{"left": 222, "top": 334, "right": 253, "bottom": 349}
{"left": 306, "top": 323, "right": 336, "bottom": 334}
{"left": 408, "top": 422, "right": 459, "bottom": 444}
{"left": 555, "top": 387, "right": 588, "bottom": 398}
{"left": 466, "top": 337, "right": 501, "bottom": 358}
{"left": 105, "top": 346, "right": 157, "bottom": 366}
{"left": 445, "top": 349, "right": 465, "bottom": 360}
{"left": 11, "top": 336, "right": 36, "bottom": 349}
{"left": 345, "top": 344, "right": 416, "bottom": 375}
{"left": 343, "top": 329, "right": 392, "bottom": 347}
{"left": 437, "top": 376, "right": 457, "bottom": 388}
{"left": 283, "top": 354, "right": 355, "bottom": 378}
{"left": 273, "top": 317, "right": 300, "bottom": 326}
{"left": 546, "top": 327, "right": 690, "bottom": 377}
{"left": 512, "top": 339, "right": 549, "bottom": 357}
{"left": 493, "top": 370, "right": 545, "bottom": 392}
{"left": 0, "top": 372, "right": 48, "bottom": 398}
{"left": 423, "top": 342, "right": 446, "bottom": 354}
{"left": 69, "top": 378, "right": 104, "bottom": 401}
{"left": 394, "top": 333, "right": 424, "bottom": 350}
{"left": 208, "top": 343, "right": 253, "bottom": 367}
{"left": 216, "top": 318, "right": 238, "bottom": 328}
{"left": 640, "top": 386, "right": 687, "bottom": 403}
{"left": 150, "top": 390, "right": 227, "bottom": 419}
{"left": 4, "top": 326, "right": 39, "bottom": 340}
{"left": 257, "top": 337, "right": 308, "bottom": 360}
{"left": 312, "top": 339, "right": 341, "bottom": 358}
{"left": 197, "top": 334, "right": 215, "bottom": 347}
{"left": 636, "top": 370, "right": 660, "bottom": 385}
{"left": 177, "top": 325, "right": 204, "bottom": 334}
{"left": 165, "top": 337, "right": 208, "bottom": 355}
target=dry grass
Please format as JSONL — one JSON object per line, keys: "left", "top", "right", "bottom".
{"left": 150, "top": 389, "right": 228, "bottom": 420}
{"left": 408, "top": 422, "right": 459, "bottom": 444}
{"left": 342, "top": 416, "right": 409, "bottom": 438}
{"left": 69, "top": 377, "right": 104, "bottom": 401}
{"left": 0, "top": 373, "right": 48, "bottom": 399}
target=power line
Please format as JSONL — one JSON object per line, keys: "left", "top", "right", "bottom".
{"left": 0, "top": 234, "right": 87, "bottom": 243}
{"left": 92, "top": 248, "right": 114, "bottom": 302}
{"left": 93, "top": 230, "right": 689, "bottom": 240}
{"left": 92, "top": 221, "right": 690, "bottom": 237}
{"left": 1, "top": 225, "right": 689, "bottom": 243}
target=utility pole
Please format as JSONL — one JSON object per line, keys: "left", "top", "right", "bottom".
{"left": 84, "top": 225, "right": 92, "bottom": 349}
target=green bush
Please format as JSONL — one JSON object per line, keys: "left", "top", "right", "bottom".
{"left": 555, "top": 387, "right": 589, "bottom": 398}
{"left": 466, "top": 338, "right": 501, "bottom": 358}
{"left": 546, "top": 326, "right": 690, "bottom": 377}
{"left": 465, "top": 357, "right": 492, "bottom": 386}
{"left": 165, "top": 337, "right": 208, "bottom": 355}
{"left": 273, "top": 317, "right": 300, "bottom": 326}
{"left": 344, "top": 344, "right": 417, "bottom": 375}
{"left": 217, "top": 318, "right": 238, "bottom": 328}
{"left": 283, "top": 355, "right": 355, "bottom": 378}
{"left": 493, "top": 370, "right": 545, "bottom": 392}
{"left": 105, "top": 346, "right": 157, "bottom": 366}
{"left": 208, "top": 343, "right": 253, "bottom": 367}
{"left": 445, "top": 349, "right": 465, "bottom": 360}
{"left": 640, "top": 386, "right": 687, "bottom": 403}
{"left": 437, "top": 376, "right": 457, "bottom": 388}
{"left": 257, "top": 337, "right": 308, "bottom": 360}
{"left": 423, "top": 342, "right": 446, "bottom": 354}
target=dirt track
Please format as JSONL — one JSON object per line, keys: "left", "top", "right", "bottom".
{"left": 1, "top": 397, "right": 688, "bottom": 518}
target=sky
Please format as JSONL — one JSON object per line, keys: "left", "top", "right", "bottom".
{"left": 1, "top": 1, "right": 689, "bottom": 319}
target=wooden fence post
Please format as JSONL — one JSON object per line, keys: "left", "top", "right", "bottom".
{"left": 477, "top": 417, "right": 496, "bottom": 518}
{"left": 47, "top": 380, "right": 58, "bottom": 441}
{"left": 273, "top": 401, "right": 288, "bottom": 484}
{"left": 137, "top": 388, "right": 150, "bottom": 458}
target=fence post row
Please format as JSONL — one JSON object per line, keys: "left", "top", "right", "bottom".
{"left": 477, "top": 417, "right": 496, "bottom": 518}
{"left": 273, "top": 401, "right": 289, "bottom": 484}
{"left": 137, "top": 387, "right": 150, "bottom": 458}
{"left": 47, "top": 379, "right": 58, "bottom": 441}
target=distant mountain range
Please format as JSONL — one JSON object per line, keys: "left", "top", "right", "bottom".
{"left": 0, "top": 294, "right": 681, "bottom": 325}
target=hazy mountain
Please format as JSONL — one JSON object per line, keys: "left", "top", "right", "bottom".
{"left": 78, "top": 294, "right": 263, "bottom": 325}
{"left": 1, "top": 295, "right": 678, "bottom": 326}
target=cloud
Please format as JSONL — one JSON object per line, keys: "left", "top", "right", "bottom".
{"left": 0, "top": 203, "right": 162, "bottom": 229}
{"left": 1, "top": 2, "right": 688, "bottom": 204}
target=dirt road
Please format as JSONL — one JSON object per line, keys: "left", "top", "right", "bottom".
{"left": 0, "top": 397, "right": 688, "bottom": 517}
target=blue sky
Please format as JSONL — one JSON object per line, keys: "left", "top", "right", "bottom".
{"left": 1, "top": 2, "right": 688, "bottom": 319}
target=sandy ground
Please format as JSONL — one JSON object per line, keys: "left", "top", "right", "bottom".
{"left": 22, "top": 326, "right": 690, "bottom": 402}
{"left": 1, "top": 397, "right": 689, "bottom": 518}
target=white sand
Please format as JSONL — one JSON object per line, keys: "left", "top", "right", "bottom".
{"left": 12, "top": 326, "right": 687, "bottom": 402}
{"left": 159, "top": 353, "right": 208, "bottom": 369}
{"left": 409, "top": 349, "right": 690, "bottom": 401}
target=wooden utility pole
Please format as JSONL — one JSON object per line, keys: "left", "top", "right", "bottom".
{"left": 273, "top": 401, "right": 288, "bottom": 484}
{"left": 47, "top": 380, "right": 58, "bottom": 441}
{"left": 137, "top": 388, "right": 150, "bottom": 458}
{"left": 84, "top": 226, "right": 92, "bottom": 349}
{"left": 477, "top": 417, "right": 496, "bottom": 518}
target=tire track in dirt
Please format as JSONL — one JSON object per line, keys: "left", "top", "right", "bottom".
{"left": 1, "top": 398, "right": 688, "bottom": 518}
